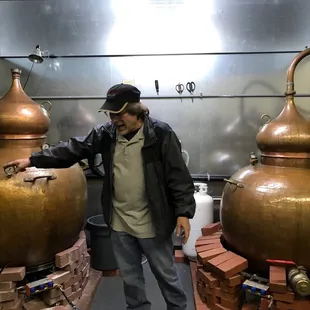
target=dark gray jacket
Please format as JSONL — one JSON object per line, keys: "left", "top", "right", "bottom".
{"left": 30, "top": 116, "right": 196, "bottom": 241}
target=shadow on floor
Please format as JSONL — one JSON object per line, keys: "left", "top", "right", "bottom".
{"left": 91, "top": 263, "right": 195, "bottom": 310}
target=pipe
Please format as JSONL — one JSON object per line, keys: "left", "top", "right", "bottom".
{"left": 29, "top": 94, "right": 310, "bottom": 101}
{"left": 191, "top": 173, "right": 230, "bottom": 181}
{"left": 85, "top": 172, "right": 230, "bottom": 181}
{"left": 0, "top": 49, "right": 304, "bottom": 59}
{"left": 286, "top": 47, "right": 310, "bottom": 96}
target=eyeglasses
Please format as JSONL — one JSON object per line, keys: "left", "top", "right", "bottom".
{"left": 104, "top": 110, "right": 127, "bottom": 119}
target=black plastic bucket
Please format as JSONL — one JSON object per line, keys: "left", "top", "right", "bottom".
{"left": 86, "top": 214, "right": 118, "bottom": 271}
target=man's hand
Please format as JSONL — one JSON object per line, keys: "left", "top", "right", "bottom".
{"left": 176, "top": 216, "right": 191, "bottom": 244}
{"left": 3, "top": 158, "right": 31, "bottom": 174}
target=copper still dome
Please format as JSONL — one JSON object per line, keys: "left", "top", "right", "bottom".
{"left": 0, "top": 69, "right": 87, "bottom": 268}
{"left": 220, "top": 48, "right": 310, "bottom": 271}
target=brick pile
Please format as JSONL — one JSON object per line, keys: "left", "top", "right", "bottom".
{"left": 195, "top": 222, "right": 249, "bottom": 310}
{"left": 174, "top": 250, "right": 188, "bottom": 263}
{"left": 0, "top": 231, "right": 91, "bottom": 310}
{"left": 48, "top": 231, "right": 90, "bottom": 307}
{"left": 192, "top": 223, "right": 310, "bottom": 310}
{"left": 0, "top": 268, "right": 25, "bottom": 310}
{"left": 268, "top": 265, "right": 310, "bottom": 310}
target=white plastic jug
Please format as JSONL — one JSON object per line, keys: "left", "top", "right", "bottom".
{"left": 182, "top": 183, "right": 214, "bottom": 260}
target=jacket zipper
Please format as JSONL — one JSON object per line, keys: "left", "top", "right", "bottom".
{"left": 108, "top": 142, "right": 115, "bottom": 226}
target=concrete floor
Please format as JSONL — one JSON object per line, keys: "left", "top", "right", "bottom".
{"left": 91, "top": 262, "right": 195, "bottom": 310}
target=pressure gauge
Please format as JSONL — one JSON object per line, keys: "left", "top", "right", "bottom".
{"left": 42, "top": 143, "right": 50, "bottom": 150}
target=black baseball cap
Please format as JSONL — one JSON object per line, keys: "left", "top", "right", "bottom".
{"left": 99, "top": 84, "right": 141, "bottom": 113}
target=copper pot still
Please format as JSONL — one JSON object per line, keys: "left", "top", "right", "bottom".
{"left": 0, "top": 69, "right": 87, "bottom": 268}
{"left": 221, "top": 48, "right": 310, "bottom": 271}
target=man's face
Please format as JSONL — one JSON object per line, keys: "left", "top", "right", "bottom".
{"left": 110, "top": 111, "right": 140, "bottom": 135}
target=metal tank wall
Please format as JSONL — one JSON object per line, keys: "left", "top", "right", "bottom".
{"left": 1, "top": 0, "right": 310, "bottom": 218}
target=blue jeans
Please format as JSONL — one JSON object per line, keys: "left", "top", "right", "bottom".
{"left": 110, "top": 230, "right": 187, "bottom": 310}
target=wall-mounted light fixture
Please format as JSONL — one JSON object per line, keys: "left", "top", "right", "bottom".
{"left": 28, "top": 45, "right": 49, "bottom": 64}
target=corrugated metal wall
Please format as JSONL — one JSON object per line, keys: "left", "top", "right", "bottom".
{"left": 1, "top": 0, "right": 310, "bottom": 177}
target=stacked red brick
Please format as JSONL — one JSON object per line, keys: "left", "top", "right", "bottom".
{"left": 44, "top": 231, "right": 90, "bottom": 306}
{"left": 0, "top": 267, "right": 25, "bottom": 310}
{"left": 195, "top": 222, "right": 248, "bottom": 310}
{"left": 0, "top": 231, "right": 91, "bottom": 310}
{"left": 269, "top": 265, "right": 310, "bottom": 310}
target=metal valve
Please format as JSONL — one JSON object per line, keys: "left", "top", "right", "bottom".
{"left": 288, "top": 266, "right": 310, "bottom": 297}
{"left": 249, "top": 152, "right": 258, "bottom": 166}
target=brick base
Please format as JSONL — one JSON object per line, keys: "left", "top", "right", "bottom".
{"left": 0, "top": 231, "right": 101, "bottom": 310}
{"left": 191, "top": 223, "right": 310, "bottom": 310}
{"left": 193, "top": 223, "right": 248, "bottom": 309}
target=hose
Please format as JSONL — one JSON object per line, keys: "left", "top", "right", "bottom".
{"left": 54, "top": 284, "right": 80, "bottom": 310}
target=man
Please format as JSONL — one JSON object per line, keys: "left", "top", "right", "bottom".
{"left": 4, "top": 84, "right": 196, "bottom": 310}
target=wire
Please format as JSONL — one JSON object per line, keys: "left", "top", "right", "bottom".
{"left": 267, "top": 295, "right": 274, "bottom": 309}
{"left": 23, "top": 62, "right": 34, "bottom": 90}
{"left": 0, "top": 263, "right": 8, "bottom": 275}
{"left": 54, "top": 284, "right": 80, "bottom": 310}
{"left": 34, "top": 58, "right": 52, "bottom": 96}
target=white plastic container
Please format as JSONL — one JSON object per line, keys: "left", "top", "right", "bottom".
{"left": 182, "top": 183, "right": 214, "bottom": 260}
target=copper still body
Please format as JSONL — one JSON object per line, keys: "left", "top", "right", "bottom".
{"left": 0, "top": 69, "right": 87, "bottom": 268}
{"left": 221, "top": 48, "right": 310, "bottom": 271}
